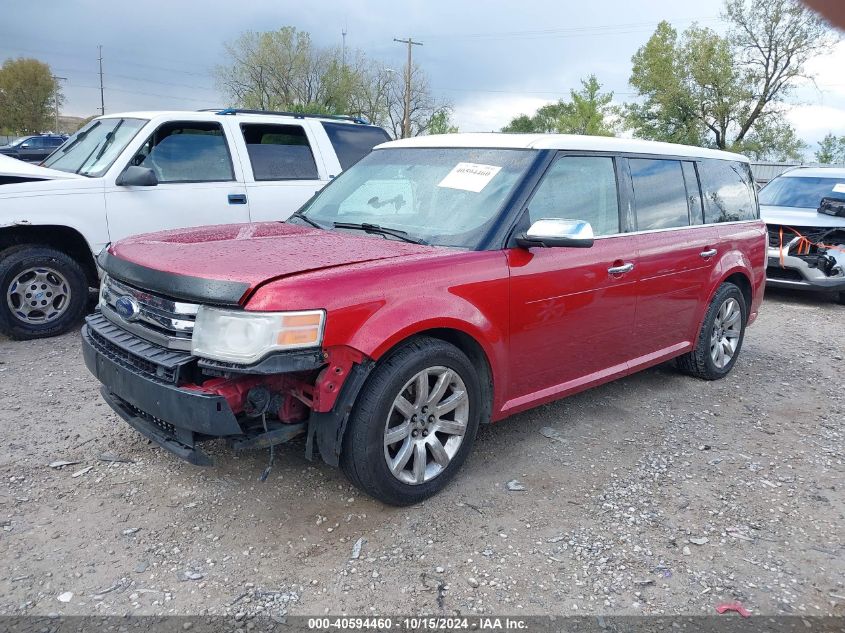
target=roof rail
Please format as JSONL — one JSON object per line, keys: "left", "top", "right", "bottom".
{"left": 199, "top": 108, "right": 370, "bottom": 125}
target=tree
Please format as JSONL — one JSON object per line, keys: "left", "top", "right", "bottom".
{"left": 426, "top": 108, "right": 459, "bottom": 135}
{"left": 502, "top": 75, "right": 617, "bottom": 135}
{"left": 626, "top": 0, "right": 834, "bottom": 157}
{"left": 815, "top": 133, "right": 845, "bottom": 163}
{"left": 0, "top": 58, "right": 61, "bottom": 135}
{"left": 216, "top": 27, "right": 448, "bottom": 138}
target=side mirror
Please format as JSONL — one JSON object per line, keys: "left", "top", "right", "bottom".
{"left": 20, "top": 143, "right": 31, "bottom": 149}
{"left": 116, "top": 166, "right": 158, "bottom": 187}
{"left": 516, "top": 218, "right": 595, "bottom": 248}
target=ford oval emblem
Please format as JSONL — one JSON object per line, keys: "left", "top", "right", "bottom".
{"left": 114, "top": 295, "right": 141, "bottom": 322}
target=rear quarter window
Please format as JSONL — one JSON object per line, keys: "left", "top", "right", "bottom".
{"left": 241, "top": 123, "right": 319, "bottom": 181}
{"left": 699, "top": 159, "right": 757, "bottom": 223}
{"left": 322, "top": 122, "right": 391, "bottom": 170}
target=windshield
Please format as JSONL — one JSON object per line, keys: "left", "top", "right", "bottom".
{"left": 296, "top": 147, "right": 537, "bottom": 248}
{"left": 43, "top": 117, "right": 147, "bottom": 177}
{"left": 759, "top": 176, "right": 845, "bottom": 209}
{"left": 5, "top": 137, "right": 28, "bottom": 148}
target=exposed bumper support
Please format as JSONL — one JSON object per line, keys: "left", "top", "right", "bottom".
{"left": 766, "top": 248, "right": 845, "bottom": 291}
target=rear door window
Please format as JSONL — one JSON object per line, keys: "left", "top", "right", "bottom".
{"left": 322, "top": 122, "right": 391, "bottom": 170}
{"left": 527, "top": 155, "right": 620, "bottom": 236}
{"left": 699, "top": 159, "right": 757, "bottom": 222}
{"left": 130, "top": 121, "right": 234, "bottom": 183}
{"left": 629, "top": 158, "right": 690, "bottom": 231}
{"left": 240, "top": 123, "right": 319, "bottom": 181}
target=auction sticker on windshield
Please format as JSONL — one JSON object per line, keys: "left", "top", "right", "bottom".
{"left": 438, "top": 162, "right": 502, "bottom": 193}
{"left": 832, "top": 183, "right": 845, "bottom": 193}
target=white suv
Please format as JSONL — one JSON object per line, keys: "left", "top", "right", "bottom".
{"left": 0, "top": 109, "right": 390, "bottom": 339}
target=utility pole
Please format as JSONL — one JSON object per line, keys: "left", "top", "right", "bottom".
{"left": 341, "top": 23, "right": 347, "bottom": 68}
{"left": 393, "top": 37, "right": 422, "bottom": 138}
{"left": 51, "top": 75, "right": 66, "bottom": 132}
{"left": 98, "top": 45, "right": 105, "bottom": 115}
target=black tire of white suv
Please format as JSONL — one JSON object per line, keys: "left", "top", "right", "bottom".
{"left": 0, "top": 245, "right": 90, "bottom": 340}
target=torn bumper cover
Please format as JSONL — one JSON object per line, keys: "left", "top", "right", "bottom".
{"left": 81, "top": 312, "right": 371, "bottom": 466}
{"left": 82, "top": 320, "right": 243, "bottom": 465}
{"left": 765, "top": 225, "right": 845, "bottom": 291}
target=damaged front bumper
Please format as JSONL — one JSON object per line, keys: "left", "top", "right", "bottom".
{"left": 765, "top": 226, "right": 845, "bottom": 291}
{"left": 81, "top": 312, "right": 370, "bottom": 466}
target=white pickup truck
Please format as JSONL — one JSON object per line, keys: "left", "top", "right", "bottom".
{"left": 0, "top": 109, "right": 390, "bottom": 339}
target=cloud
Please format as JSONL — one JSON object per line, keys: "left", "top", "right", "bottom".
{"left": 786, "top": 104, "right": 845, "bottom": 147}
{"left": 451, "top": 94, "right": 555, "bottom": 132}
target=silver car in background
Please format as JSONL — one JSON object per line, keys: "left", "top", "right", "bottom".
{"left": 759, "top": 166, "right": 845, "bottom": 304}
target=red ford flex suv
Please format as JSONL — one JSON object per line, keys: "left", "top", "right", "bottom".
{"left": 82, "top": 134, "right": 766, "bottom": 505}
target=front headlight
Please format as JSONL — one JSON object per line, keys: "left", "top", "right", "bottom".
{"left": 98, "top": 274, "right": 109, "bottom": 307}
{"left": 191, "top": 307, "right": 325, "bottom": 364}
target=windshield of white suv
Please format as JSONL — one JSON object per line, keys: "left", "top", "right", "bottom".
{"left": 295, "top": 147, "right": 537, "bottom": 248}
{"left": 759, "top": 176, "right": 845, "bottom": 209}
{"left": 43, "top": 117, "right": 147, "bottom": 177}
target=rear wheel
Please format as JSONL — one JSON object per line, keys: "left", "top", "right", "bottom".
{"left": 677, "top": 282, "right": 747, "bottom": 380}
{"left": 0, "top": 245, "right": 89, "bottom": 340}
{"left": 837, "top": 291, "right": 845, "bottom": 306}
{"left": 341, "top": 336, "right": 481, "bottom": 506}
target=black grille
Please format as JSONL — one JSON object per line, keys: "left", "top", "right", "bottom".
{"left": 86, "top": 313, "right": 192, "bottom": 384}
{"left": 125, "top": 401, "right": 177, "bottom": 436}
{"left": 767, "top": 267, "right": 804, "bottom": 281}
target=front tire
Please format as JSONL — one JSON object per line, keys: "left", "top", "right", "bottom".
{"left": 677, "top": 282, "right": 747, "bottom": 380}
{"left": 341, "top": 336, "right": 482, "bottom": 506}
{"left": 0, "top": 245, "right": 89, "bottom": 340}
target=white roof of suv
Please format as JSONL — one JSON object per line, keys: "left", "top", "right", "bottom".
{"left": 380, "top": 133, "right": 748, "bottom": 162}
{"left": 778, "top": 166, "right": 845, "bottom": 178}
{"left": 99, "top": 110, "right": 370, "bottom": 125}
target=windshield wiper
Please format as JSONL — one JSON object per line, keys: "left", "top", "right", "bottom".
{"left": 289, "top": 211, "right": 324, "bottom": 229}
{"left": 59, "top": 121, "right": 98, "bottom": 155}
{"left": 333, "top": 222, "right": 428, "bottom": 245}
{"left": 92, "top": 119, "right": 124, "bottom": 162}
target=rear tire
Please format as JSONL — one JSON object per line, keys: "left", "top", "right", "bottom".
{"left": 0, "top": 245, "right": 89, "bottom": 340}
{"left": 837, "top": 291, "right": 845, "bottom": 306}
{"left": 340, "top": 336, "right": 482, "bottom": 506}
{"left": 677, "top": 282, "right": 747, "bottom": 380}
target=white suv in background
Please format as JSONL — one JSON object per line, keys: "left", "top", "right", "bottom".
{"left": 759, "top": 166, "right": 845, "bottom": 304}
{"left": 0, "top": 109, "right": 390, "bottom": 339}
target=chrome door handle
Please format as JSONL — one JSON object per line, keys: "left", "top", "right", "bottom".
{"left": 700, "top": 248, "right": 718, "bottom": 258}
{"left": 608, "top": 263, "right": 634, "bottom": 275}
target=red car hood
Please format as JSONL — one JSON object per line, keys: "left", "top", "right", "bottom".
{"left": 109, "top": 222, "right": 440, "bottom": 292}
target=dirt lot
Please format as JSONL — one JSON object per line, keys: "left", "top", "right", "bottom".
{"left": 0, "top": 289, "right": 842, "bottom": 620}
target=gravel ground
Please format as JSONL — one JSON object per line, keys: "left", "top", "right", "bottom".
{"left": 0, "top": 288, "right": 842, "bottom": 620}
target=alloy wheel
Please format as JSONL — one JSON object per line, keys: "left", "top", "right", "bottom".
{"left": 710, "top": 297, "right": 741, "bottom": 369}
{"left": 383, "top": 366, "right": 470, "bottom": 485}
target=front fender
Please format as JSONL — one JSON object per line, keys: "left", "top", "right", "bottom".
{"left": 0, "top": 179, "right": 109, "bottom": 253}
{"left": 247, "top": 249, "right": 511, "bottom": 411}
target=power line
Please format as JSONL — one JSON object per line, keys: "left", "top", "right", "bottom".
{"left": 417, "top": 16, "right": 720, "bottom": 40}
{"left": 52, "top": 67, "right": 215, "bottom": 93}
{"left": 436, "top": 86, "right": 639, "bottom": 97}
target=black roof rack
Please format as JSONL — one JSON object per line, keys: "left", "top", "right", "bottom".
{"left": 198, "top": 108, "right": 370, "bottom": 125}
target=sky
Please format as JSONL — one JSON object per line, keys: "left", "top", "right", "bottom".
{"left": 3, "top": 0, "right": 845, "bottom": 156}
